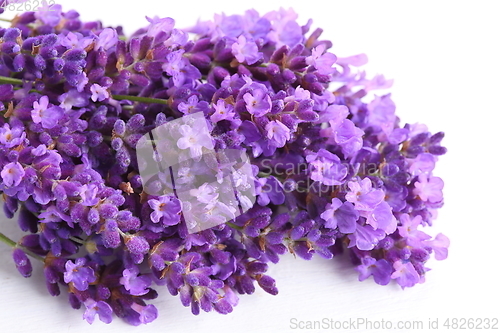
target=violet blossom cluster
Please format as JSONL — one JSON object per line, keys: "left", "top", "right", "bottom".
{"left": 0, "top": 4, "right": 449, "bottom": 325}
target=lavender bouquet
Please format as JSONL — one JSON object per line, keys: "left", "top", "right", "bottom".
{"left": 0, "top": 3, "right": 449, "bottom": 326}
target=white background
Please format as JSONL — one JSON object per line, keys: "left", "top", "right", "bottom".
{"left": 1, "top": 1, "right": 499, "bottom": 332}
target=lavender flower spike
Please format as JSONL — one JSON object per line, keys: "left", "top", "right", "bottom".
{"left": 0, "top": 5, "right": 448, "bottom": 326}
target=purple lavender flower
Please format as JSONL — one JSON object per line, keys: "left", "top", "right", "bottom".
{"left": 79, "top": 184, "right": 100, "bottom": 207}
{"left": 306, "top": 149, "right": 347, "bottom": 186}
{"left": 306, "top": 44, "right": 337, "bottom": 75}
{"left": 231, "top": 35, "right": 262, "bottom": 65}
{"left": 365, "top": 201, "right": 397, "bottom": 234}
{"left": 334, "top": 119, "right": 365, "bottom": 157}
{"left": 413, "top": 175, "right": 444, "bottom": 203}
{"left": 367, "top": 94, "right": 396, "bottom": 137}
{"left": 83, "top": 299, "right": 113, "bottom": 324}
{"left": 210, "top": 99, "right": 237, "bottom": 123}
{"left": 391, "top": 260, "right": 420, "bottom": 289}
{"left": 31, "top": 96, "right": 63, "bottom": 129}
{"left": 188, "top": 183, "right": 219, "bottom": 204}
{"left": 178, "top": 95, "right": 200, "bottom": 115}
{"left": 120, "top": 267, "right": 152, "bottom": 296}
{"left": 130, "top": 303, "right": 158, "bottom": 325}
{"left": 409, "top": 153, "right": 436, "bottom": 176}
{"left": 0, "top": 124, "right": 26, "bottom": 148}
{"left": 265, "top": 120, "right": 290, "bottom": 148}
{"left": 1, "top": 162, "right": 25, "bottom": 188}
{"left": 39, "top": 205, "right": 71, "bottom": 224}
{"left": 321, "top": 118, "right": 364, "bottom": 158}
{"left": 345, "top": 178, "right": 385, "bottom": 211}
{"left": 424, "top": 233, "right": 450, "bottom": 260}
{"left": 124, "top": 234, "right": 150, "bottom": 264}
{"left": 355, "top": 257, "right": 392, "bottom": 285}
{"left": 0, "top": 5, "right": 448, "bottom": 325}
{"left": 148, "top": 196, "right": 182, "bottom": 226}
{"left": 257, "top": 176, "right": 285, "bottom": 206}
{"left": 12, "top": 248, "right": 33, "bottom": 278}
{"left": 398, "top": 214, "right": 431, "bottom": 246}
{"left": 60, "top": 32, "right": 94, "bottom": 49}
{"left": 177, "top": 123, "right": 214, "bottom": 158}
{"left": 63, "top": 258, "right": 97, "bottom": 291}
{"left": 243, "top": 89, "right": 272, "bottom": 117}
{"left": 35, "top": 3, "right": 63, "bottom": 26}
{"left": 146, "top": 16, "right": 175, "bottom": 37}
{"left": 90, "top": 84, "right": 110, "bottom": 102}
{"left": 320, "top": 198, "right": 358, "bottom": 233}
{"left": 58, "top": 89, "right": 90, "bottom": 111}
{"left": 163, "top": 50, "right": 185, "bottom": 80}
{"left": 348, "top": 223, "right": 386, "bottom": 251}
{"left": 94, "top": 28, "right": 118, "bottom": 51}
{"left": 162, "top": 50, "right": 201, "bottom": 86}
{"left": 265, "top": 8, "right": 303, "bottom": 46}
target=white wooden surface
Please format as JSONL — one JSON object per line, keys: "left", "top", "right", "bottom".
{"left": 1, "top": 1, "right": 499, "bottom": 332}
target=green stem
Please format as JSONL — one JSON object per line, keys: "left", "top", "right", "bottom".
{"left": 0, "top": 232, "right": 45, "bottom": 262}
{"left": 69, "top": 236, "right": 85, "bottom": 245}
{"left": 0, "top": 232, "right": 16, "bottom": 247}
{"left": 0, "top": 76, "right": 23, "bottom": 85}
{"left": 0, "top": 18, "right": 12, "bottom": 23}
{"left": 226, "top": 222, "right": 243, "bottom": 231}
{"left": 111, "top": 95, "right": 169, "bottom": 105}
{"left": 0, "top": 75, "right": 170, "bottom": 105}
